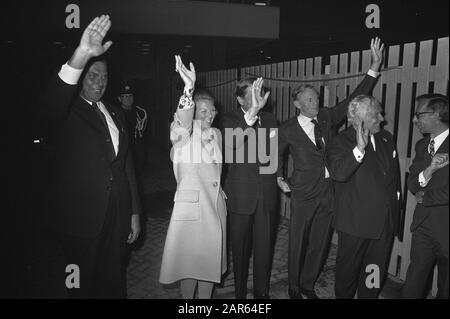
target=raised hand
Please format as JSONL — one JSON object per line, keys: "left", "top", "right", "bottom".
{"left": 68, "top": 15, "right": 112, "bottom": 69}
{"left": 175, "top": 55, "right": 196, "bottom": 90}
{"left": 370, "top": 37, "right": 384, "bottom": 72}
{"left": 250, "top": 77, "right": 270, "bottom": 112}
{"left": 79, "top": 15, "right": 112, "bottom": 57}
{"left": 356, "top": 121, "right": 369, "bottom": 153}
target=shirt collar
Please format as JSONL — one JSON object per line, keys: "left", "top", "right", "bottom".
{"left": 297, "top": 113, "right": 317, "bottom": 127}
{"left": 81, "top": 96, "right": 95, "bottom": 106}
{"left": 432, "top": 128, "right": 449, "bottom": 148}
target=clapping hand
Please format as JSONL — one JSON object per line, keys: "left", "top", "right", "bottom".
{"left": 356, "top": 121, "right": 370, "bottom": 153}
{"left": 175, "top": 55, "right": 196, "bottom": 90}
{"left": 430, "top": 153, "right": 449, "bottom": 171}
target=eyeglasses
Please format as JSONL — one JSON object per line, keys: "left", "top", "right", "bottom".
{"left": 414, "top": 111, "right": 434, "bottom": 118}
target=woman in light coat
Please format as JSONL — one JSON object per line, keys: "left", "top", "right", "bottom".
{"left": 159, "top": 55, "right": 227, "bottom": 299}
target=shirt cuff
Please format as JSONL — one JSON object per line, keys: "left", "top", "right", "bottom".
{"left": 58, "top": 62, "right": 83, "bottom": 85}
{"left": 418, "top": 171, "right": 430, "bottom": 187}
{"left": 367, "top": 69, "right": 380, "bottom": 78}
{"left": 244, "top": 112, "right": 258, "bottom": 126}
{"left": 353, "top": 146, "right": 365, "bottom": 163}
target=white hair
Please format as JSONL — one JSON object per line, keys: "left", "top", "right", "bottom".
{"left": 347, "top": 95, "right": 381, "bottom": 126}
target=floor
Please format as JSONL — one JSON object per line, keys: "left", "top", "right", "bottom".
{"left": 124, "top": 144, "right": 406, "bottom": 299}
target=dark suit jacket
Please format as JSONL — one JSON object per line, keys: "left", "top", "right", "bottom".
{"left": 407, "top": 134, "right": 449, "bottom": 233}
{"left": 41, "top": 73, "right": 141, "bottom": 238}
{"left": 278, "top": 74, "right": 378, "bottom": 202}
{"left": 327, "top": 127, "right": 402, "bottom": 239}
{"left": 220, "top": 109, "right": 278, "bottom": 214}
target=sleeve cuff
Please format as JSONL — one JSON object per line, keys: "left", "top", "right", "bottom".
{"left": 367, "top": 69, "right": 380, "bottom": 78}
{"left": 353, "top": 146, "right": 365, "bottom": 163}
{"left": 178, "top": 87, "right": 195, "bottom": 110}
{"left": 418, "top": 171, "right": 430, "bottom": 187}
{"left": 244, "top": 112, "right": 258, "bottom": 126}
{"left": 58, "top": 62, "right": 83, "bottom": 85}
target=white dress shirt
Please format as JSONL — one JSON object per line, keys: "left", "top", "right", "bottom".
{"left": 419, "top": 128, "right": 449, "bottom": 187}
{"left": 297, "top": 114, "right": 330, "bottom": 178}
{"left": 58, "top": 63, "right": 119, "bottom": 155}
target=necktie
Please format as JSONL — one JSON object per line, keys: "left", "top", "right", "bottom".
{"left": 429, "top": 139, "right": 435, "bottom": 157}
{"left": 93, "top": 102, "right": 108, "bottom": 129}
{"left": 311, "top": 119, "right": 324, "bottom": 151}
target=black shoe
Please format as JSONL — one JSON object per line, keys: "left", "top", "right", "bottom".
{"left": 288, "top": 288, "right": 303, "bottom": 299}
{"left": 254, "top": 293, "right": 270, "bottom": 299}
{"left": 300, "top": 287, "right": 319, "bottom": 299}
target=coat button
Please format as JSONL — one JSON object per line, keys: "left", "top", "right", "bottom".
{"left": 106, "top": 186, "right": 111, "bottom": 191}
{"left": 213, "top": 182, "right": 218, "bottom": 187}
{"left": 106, "top": 138, "right": 111, "bottom": 143}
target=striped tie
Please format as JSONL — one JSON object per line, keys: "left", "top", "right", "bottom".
{"left": 429, "top": 139, "right": 435, "bottom": 157}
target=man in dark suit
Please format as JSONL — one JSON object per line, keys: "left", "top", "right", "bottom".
{"left": 327, "top": 95, "right": 401, "bottom": 299}
{"left": 221, "top": 77, "right": 278, "bottom": 299}
{"left": 41, "top": 15, "right": 141, "bottom": 298}
{"left": 402, "top": 94, "right": 449, "bottom": 299}
{"left": 277, "top": 38, "right": 383, "bottom": 299}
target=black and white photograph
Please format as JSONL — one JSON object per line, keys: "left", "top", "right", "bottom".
{"left": 1, "top": 0, "right": 448, "bottom": 307}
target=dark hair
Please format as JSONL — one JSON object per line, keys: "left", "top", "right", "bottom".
{"left": 416, "top": 93, "right": 449, "bottom": 124}
{"left": 291, "top": 84, "right": 319, "bottom": 101}
{"left": 236, "top": 77, "right": 257, "bottom": 99}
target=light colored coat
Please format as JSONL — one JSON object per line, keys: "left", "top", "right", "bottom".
{"left": 159, "top": 106, "right": 227, "bottom": 284}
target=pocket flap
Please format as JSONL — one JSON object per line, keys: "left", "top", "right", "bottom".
{"left": 174, "top": 190, "right": 200, "bottom": 203}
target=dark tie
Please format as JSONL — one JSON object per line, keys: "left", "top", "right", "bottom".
{"left": 93, "top": 102, "right": 108, "bottom": 129}
{"left": 429, "top": 139, "right": 435, "bottom": 157}
{"left": 311, "top": 119, "right": 324, "bottom": 151}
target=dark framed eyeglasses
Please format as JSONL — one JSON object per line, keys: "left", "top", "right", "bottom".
{"left": 414, "top": 111, "right": 434, "bottom": 118}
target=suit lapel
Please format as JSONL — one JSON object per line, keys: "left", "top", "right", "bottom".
{"left": 436, "top": 135, "right": 449, "bottom": 153}
{"left": 317, "top": 112, "right": 329, "bottom": 144}
{"left": 374, "top": 135, "right": 390, "bottom": 171}
{"left": 294, "top": 119, "right": 317, "bottom": 149}
{"left": 75, "top": 97, "right": 111, "bottom": 138}
{"left": 104, "top": 102, "right": 126, "bottom": 160}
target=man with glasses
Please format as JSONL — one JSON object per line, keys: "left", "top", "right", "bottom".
{"left": 403, "top": 94, "right": 449, "bottom": 299}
